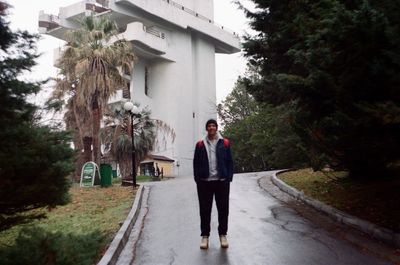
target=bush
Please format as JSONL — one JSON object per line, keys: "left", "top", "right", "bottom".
{"left": 0, "top": 226, "right": 104, "bottom": 265}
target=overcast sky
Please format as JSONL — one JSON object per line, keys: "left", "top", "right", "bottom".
{"left": 7, "top": 0, "right": 253, "bottom": 104}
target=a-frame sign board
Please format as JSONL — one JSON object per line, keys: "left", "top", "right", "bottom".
{"left": 80, "top": 162, "right": 100, "bottom": 187}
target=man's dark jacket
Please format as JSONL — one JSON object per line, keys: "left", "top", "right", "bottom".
{"left": 193, "top": 138, "right": 234, "bottom": 182}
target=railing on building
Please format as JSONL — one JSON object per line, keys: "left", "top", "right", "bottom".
{"left": 143, "top": 25, "right": 166, "bottom": 39}
{"left": 49, "top": 14, "right": 61, "bottom": 24}
{"left": 161, "top": 0, "right": 239, "bottom": 38}
{"left": 38, "top": 14, "right": 61, "bottom": 30}
{"left": 86, "top": 0, "right": 110, "bottom": 13}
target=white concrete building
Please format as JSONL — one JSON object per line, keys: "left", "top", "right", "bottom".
{"left": 39, "top": 0, "right": 240, "bottom": 176}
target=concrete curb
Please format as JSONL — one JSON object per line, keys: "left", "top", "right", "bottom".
{"left": 271, "top": 170, "right": 400, "bottom": 248}
{"left": 98, "top": 185, "right": 145, "bottom": 265}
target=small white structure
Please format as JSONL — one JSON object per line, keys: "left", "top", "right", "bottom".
{"left": 39, "top": 0, "right": 240, "bottom": 176}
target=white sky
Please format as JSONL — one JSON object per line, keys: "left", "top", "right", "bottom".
{"left": 7, "top": 0, "right": 253, "bottom": 104}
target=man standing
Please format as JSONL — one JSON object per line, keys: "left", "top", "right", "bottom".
{"left": 193, "top": 119, "right": 234, "bottom": 249}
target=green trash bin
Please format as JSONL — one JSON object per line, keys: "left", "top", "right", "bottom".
{"left": 112, "top": 169, "right": 118, "bottom": 178}
{"left": 100, "top": 164, "right": 112, "bottom": 187}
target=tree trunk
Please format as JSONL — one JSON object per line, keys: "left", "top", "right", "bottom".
{"left": 74, "top": 152, "right": 87, "bottom": 182}
{"left": 72, "top": 126, "right": 84, "bottom": 182}
{"left": 92, "top": 99, "right": 101, "bottom": 168}
{"left": 83, "top": 136, "right": 92, "bottom": 162}
{"left": 120, "top": 159, "right": 132, "bottom": 181}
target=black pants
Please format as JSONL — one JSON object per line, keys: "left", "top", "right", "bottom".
{"left": 196, "top": 180, "right": 230, "bottom": 237}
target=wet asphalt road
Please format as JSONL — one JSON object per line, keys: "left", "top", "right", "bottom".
{"left": 132, "top": 172, "right": 391, "bottom": 265}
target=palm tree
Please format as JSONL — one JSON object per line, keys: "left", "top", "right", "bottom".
{"left": 102, "top": 102, "right": 175, "bottom": 180}
{"left": 54, "top": 15, "right": 135, "bottom": 167}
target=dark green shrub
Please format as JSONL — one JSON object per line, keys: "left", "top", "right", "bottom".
{"left": 0, "top": 226, "right": 104, "bottom": 265}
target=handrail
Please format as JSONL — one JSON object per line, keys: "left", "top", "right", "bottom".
{"left": 161, "top": 0, "right": 239, "bottom": 38}
{"left": 86, "top": 3, "right": 110, "bottom": 13}
{"left": 39, "top": 13, "right": 60, "bottom": 30}
{"left": 143, "top": 25, "right": 166, "bottom": 39}
{"left": 49, "top": 14, "right": 60, "bottom": 24}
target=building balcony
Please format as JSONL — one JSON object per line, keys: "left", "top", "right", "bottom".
{"left": 38, "top": 11, "right": 65, "bottom": 38}
{"left": 38, "top": 11, "right": 60, "bottom": 32}
{"left": 39, "top": 0, "right": 111, "bottom": 39}
{"left": 115, "top": 0, "right": 240, "bottom": 54}
{"left": 59, "top": 0, "right": 110, "bottom": 20}
{"left": 114, "top": 22, "right": 167, "bottom": 57}
{"left": 52, "top": 21, "right": 167, "bottom": 68}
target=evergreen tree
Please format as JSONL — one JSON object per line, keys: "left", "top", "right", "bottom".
{"left": 240, "top": 0, "right": 400, "bottom": 177}
{"left": 0, "top": 3, "right": 74, "bottom": 230}
{"left": 219, "top": 78, "right": 307, "bottom": 172}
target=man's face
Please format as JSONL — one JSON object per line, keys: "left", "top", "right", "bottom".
{"left": 206, "top": 123, "right": 217, "bottom": 138}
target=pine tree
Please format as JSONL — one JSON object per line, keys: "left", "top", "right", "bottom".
{"left": 240, "top": 0, "right": 400, "bottom": 178}
{"left": 0, "top": 2, "right": 74, "bottom": 230}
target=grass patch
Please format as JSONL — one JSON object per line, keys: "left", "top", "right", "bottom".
{"left": 112, "top": 177, "right": 122, "bottom": 184}
{"left": 136, "top": 175, "right": 172, "bottom": 182}
{"left": 0, "top": 184, "right": 135, "bottom": 264}
{"left": 279, "top": 168, "right": 400, "bottom": 232}
{"left": 136, "top": 175, "right": 152, "bottom": 182}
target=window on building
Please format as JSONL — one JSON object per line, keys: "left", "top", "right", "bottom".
{"left": 144, "top": 66, "right": 149, "bottom": 96}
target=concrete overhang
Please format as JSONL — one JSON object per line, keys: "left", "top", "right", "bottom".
{"left": 115, "top": 0, "right": 241, "bottom": 54}
{"left": 113, "top": 22, "right": 167, "bottom": 55}
{"left": 39, "top": 0, "right": 240, "bottom": 54}
{"left": 58, "top": 0, "right": 110, "bottom": 20}
{"left": 38, "top": 11, "right": 67, "bottom": 38}
{"left": 38, "top": 0, "right": 114, "bottom": 41}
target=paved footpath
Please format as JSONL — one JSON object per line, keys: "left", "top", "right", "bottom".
{"left": 127, "top": 172, "right": 393, "bottom": 265}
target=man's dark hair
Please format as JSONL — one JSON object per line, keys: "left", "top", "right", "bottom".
{"left": 205, "top": 119, "right": 218, "bottom": 129}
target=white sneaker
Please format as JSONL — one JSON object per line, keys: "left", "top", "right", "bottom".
{"left": 219, "top": 235, "right": 229, "bottom": 248}
{"left": 200, "top": 236, "right": 209, "bottom": 249}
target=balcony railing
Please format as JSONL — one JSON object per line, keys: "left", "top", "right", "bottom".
{"left": 161, "top": 0, "right": 239, "bottom": 38}
{"left": 86, "top": 2, "right": 109, "bottom": 13}
{"left": 144, "top": 26, "right": 165, "bottom": 39}
{"left": 112, "top": 22, "right": 167, "bottom": 55}
{"left": 38, "top": 13, "right": 60, "bottom": 31}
